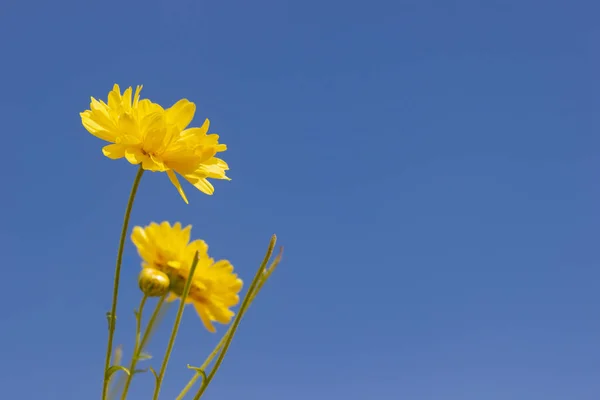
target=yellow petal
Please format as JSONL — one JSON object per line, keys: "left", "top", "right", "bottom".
{"left": 166, "top": 260, "right": 182, "bottom": 269}
{"left": 194, "top": 303, "right": 216, "bottom": 333}
{"left": 141, "top": 156, "right": 164, "bottom": 171}
{"left": 102, "top": 144, "right": 127, "bottom": 159}
{"left": 88, "top": 99, "right": 118, "bottom": 130}
{"left": 180, "top": 118, "right": 209, "bottom": 141}
{"left": 130, "top": 226, "right": 146, "bottom": 244}
{"left": 212, "top": 260, "right": 234, "bottom": 272}
{"left": 107, "top": 85, "right": 122, "bottom": 110}
{"left": 122, "top": 87, "right": 133, "bottom": 110}
{"left": 166, "top": 293, "right": 179, "bottom": 302}
{"left": 202, "top": 133, "right": 220, "bottom": 145}
{"left": 138, "top": 99, "right": 164, "bottom": 120}
{"left": 184, "top": 175, "right": 215, "bottom": 195}
{"left": 188, "top": 239, "right": 209, "bottom": 257}
{"left": 195, "top": 147, "right": 217, "bottom": 163}
{"left": 90, "top": 96, "right": 111, "bottom": 115}
{"left": 195, "top": 158, "right": 230, "bottom": 179}
{"left": 207, "top": 303, "right": 234, "bottom": 325}
{"left": 142, "top": 115, "right": 168, "bottom": 153}
{"left": 181, "top": 225, "right": 192, "bottom": 244}
{"left": 149, "top": 155, "right": 167, "bottom": 171}
{"left": 80, "top": 112, "right": 115, "bottom": 142}
{"left": 133, "top": 85, "right": 143, "bottom": 108}
{"left": 118, "top": 113, "right": 138, "bottom": 136}
{"left": 124, "top": 147, "right": 145, "bottom": 165}
{"left": 167, "top": 170, "right": 189, "bottom": 204}
{"left": 166, "top": 99, "right": 196, "bottom": 131}
{"left": 116, "top": 133, "right": 141, "bottom": 145}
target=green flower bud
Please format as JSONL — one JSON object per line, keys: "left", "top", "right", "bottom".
{"left": 138, "top": 268, "right": 170, "bottom": 297}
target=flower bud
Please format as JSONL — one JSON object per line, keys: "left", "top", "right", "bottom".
{"left": 138, "top": 268, "right": 170, "bottom": 297}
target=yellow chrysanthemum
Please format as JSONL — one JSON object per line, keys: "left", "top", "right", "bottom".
{"left": 80, "top": 84, "right": 230, "bottom": 203}
{"left": 131, "top": 222, "right": 243, "bottom": 332}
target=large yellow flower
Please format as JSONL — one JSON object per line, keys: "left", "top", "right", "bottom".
{"left": 131, "top": 222, "right": 243, "bottom": 332}
{"left": 80, "top": 84, "right": 230, "bottom": 203}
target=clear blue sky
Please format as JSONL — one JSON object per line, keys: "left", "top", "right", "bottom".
{"left": 1, "top": 0, "right": 597, "bottom": 399}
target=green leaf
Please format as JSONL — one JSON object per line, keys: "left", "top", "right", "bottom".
{"left": 106, "top": 346, "right": 127, "bottom": 400}
{"left": 148, "top": 367, "right": 160, "bottom": 394}
{"left": 105, "top": 365, "right": 130, "bottom": 381}
{"left": 149, "top": 367, "right": 159, "bottom": 381}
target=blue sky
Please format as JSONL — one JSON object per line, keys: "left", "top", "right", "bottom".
{"left": 1, "top": 0, "right": 598, "bottom": 399}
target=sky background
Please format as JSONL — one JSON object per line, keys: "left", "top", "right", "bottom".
{"left": 0, "top": 0, "right": 598, "bottom": 399}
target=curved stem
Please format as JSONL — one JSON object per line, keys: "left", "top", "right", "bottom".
{"left": 191, "top": 236, "right": 277, "bottom": 400}
{"left": 102, "top": 166, "right": 144, "bottom": 400}
{"left": 152, "top": 252, "right": 200, "bottom": 400}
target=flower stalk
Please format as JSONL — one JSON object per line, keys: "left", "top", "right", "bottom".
{"left": 109, "top": 298, "right": 173, "bottom": 400}
{"left": 152, "top": 252, "right": 200, "bottom": 400}
{"left": 119, "top": 295, "right": 165, "bottom": 399}
{"left": 102, "top": 166, "right": 144, "bottom": 400}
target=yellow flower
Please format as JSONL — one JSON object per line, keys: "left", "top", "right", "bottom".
{"left": 80, "top": 84, "right": 230, "bottom": 203}
{"left": 131, "top": 222, "right": 243, "bottom": 332}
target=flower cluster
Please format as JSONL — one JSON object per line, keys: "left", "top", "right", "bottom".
{"left": 132, "top": 221, "right": 243, "bottom": 332}
{"left": 82, "top": 84, "right": 281, "bottom": 400}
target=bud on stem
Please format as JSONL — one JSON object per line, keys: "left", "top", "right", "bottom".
{"left": 138, "top": 268, "right": 170, "bottom": 297}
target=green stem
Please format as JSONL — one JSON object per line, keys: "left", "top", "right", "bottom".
{"left": 102, "top": 166, "right": 144, "bottom": 400}
{"left": 109, "top": 297, "right": 171, "bottom": 400}
{"left": 190, "top": 236, "right": 277, "bottom": 400}
{"left": 135, "top": 296, "right": 148, "bottom": 351}
{"left": 152, "top": 252, "right": 200, "bottom": 400}
{"left": 120, "top": 294, "right": 165, "bottom": 400}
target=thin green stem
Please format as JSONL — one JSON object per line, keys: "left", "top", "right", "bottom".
{"left": 108, "top": 299, "right": 172, "bottom": 400}
{"left": 135, "top": 296, "right": 148, "bottom": 351}
{"left": 120, "top": 294, "right": 165, "bottom": 400}
{"left": 102, "top": 166, "right": 144, "bottom": 400}
{"left": 190, "top": 236, "right": 277, "bottom": 400}
{"left": 152, "top": 252, "right": 200, "bottom": 400}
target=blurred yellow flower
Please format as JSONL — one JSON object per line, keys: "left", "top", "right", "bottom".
{"left": 80, "top": 84, "right": 230, "bottom": 203}
{"left": 131, "top": 222, "right": 243, "bottom": 332}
